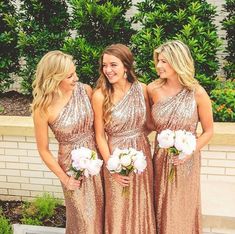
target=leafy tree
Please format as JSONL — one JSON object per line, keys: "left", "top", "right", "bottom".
{"left": 222, "top": 0, "right": 235, "bottom": 79}
{"left": 0, "top": 0, "right": 19, "bottom": 93}
{"left": 63, "top": 0, "right": 135, "bottom": 86}
{"left": 18, "top": 0, "right": 70, "bottom": 94}
{"left": 131, "top": 0, "right": 221, "bottom": 92}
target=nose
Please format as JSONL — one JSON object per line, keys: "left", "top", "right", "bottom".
{"left": 156, "top": 61, "right": 161, "bottom": 69}
{"left": 105, "top": 65, "right": 112, "bottom": 73}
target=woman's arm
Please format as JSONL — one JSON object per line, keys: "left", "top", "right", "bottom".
{"left": 141, "top": 82, "right": 155, "bottom": 133}
{"left": 195, "top": 85, "right": 214, "bottom": 152}
{"left": 174, "top": 86, "right": 213, "bottom": 165}
{"left": 33, "top": 109, "right": 81, "bottom": 190}
{"left": 92, "top": 89, "right": 130, "bottom": 186}
{"left": 91, "top": 89, "right": 111, "bottom": 163}
{"left": 84, "top": 83, "right": 93, "bottom": 100}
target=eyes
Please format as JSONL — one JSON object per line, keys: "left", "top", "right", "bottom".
{"left": 67, "top": 72, "right": 75, "bottom": 79}
{"left": 158, "top": 59, "right": 167, "bottom": 64}
{"left": 102, "top": 63, "right": 118, "bottom": 68}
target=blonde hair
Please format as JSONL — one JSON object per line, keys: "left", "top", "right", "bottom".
{"left": 153, "top": 40, "right": 198, "bottom": 90}
{"left": 96, "top": 43, "right": 137, "bottom": 126}
{"left": 31, "top": 50, "right": 74, "bottom": 115}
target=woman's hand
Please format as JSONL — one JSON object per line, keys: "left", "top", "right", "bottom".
{"left": 65, "top": 176, "right": 83, "bottom": 190}
{"left": 111, "top": 173, "right": 130, "bottom": 187}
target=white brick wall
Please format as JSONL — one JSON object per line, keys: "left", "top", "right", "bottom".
{"left": 1, "top": 131, "right": 234, "bottom": 200}
{"left": 0, "top": 134, "right": 62, "bottom": 201}
{"left": 201, "top": 145, "right": 235, "bottom": 182}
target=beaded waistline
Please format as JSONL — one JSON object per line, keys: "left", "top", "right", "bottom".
{"left": 60, "top": 131, "right": 94, "bottom": 145}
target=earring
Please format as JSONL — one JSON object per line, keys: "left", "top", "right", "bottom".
{"left": 124, "top": 71, "right": 127, "bottom": 79}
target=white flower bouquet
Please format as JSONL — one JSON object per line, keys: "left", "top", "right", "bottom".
{"left": 69, "top": 147, "right": 103, "bottom": 181}
{"left": 157, "top": 129, "right": 196, "bottom": 181}
{"left": 106, "top": 147, "right": 147, "bottom": 196}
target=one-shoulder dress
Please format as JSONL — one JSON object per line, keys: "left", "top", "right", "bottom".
{"left": 104, "top": 81, "right": 156, "bottom": 234}
{"left": 151, "top": 88, "right": 201, "bottom": 234}
{"left": 49, "top": 82, "right": 104, "bottom": 234}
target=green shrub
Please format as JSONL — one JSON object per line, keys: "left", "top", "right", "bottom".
{"left": 210, "top": 80, "right": 235, "bottom": 122}
{"left": 0, "top": 0, "right": 19, "bottom": 93}
{"left": 63, "top": 0, "right": 135, "bottom": 86}
{"left": 0, "top": 209, "right": 13, "bottom": 234}
{"left": 17, "top": 0, "right": 70, "bottom": 94}
{"left": 131, "top": 0, "right": 221, "bottom": 92}
{"left": 21, "top": 193, "right": 62, "bottom": 225}
{"left": 221, "top": 0, "right": 235, "bottom": 79}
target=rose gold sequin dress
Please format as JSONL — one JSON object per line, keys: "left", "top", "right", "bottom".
{"left": 151, "top": 88, "right": 201, "bottom": 234}
{"left": 104, "top": 81, "right": 156, "bottom": 234}
{"left": 49, "top": 82, "right": 104, "bottom": 234}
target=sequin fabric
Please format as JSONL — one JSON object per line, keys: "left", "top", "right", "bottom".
{"left": 151, "top": 88, "right": 201, "bottom": 234}
{"left": 49, "top": 82, "right": 104, "bottom": 234}
{"left": 104, "top": 81, "right": 156, "bottom": 234}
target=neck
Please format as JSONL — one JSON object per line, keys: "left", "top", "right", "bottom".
{"left": 165, "top": 76, "right": 183, "bottom": 90}
{"left": 113, "top": 79, "right": 131, "bottom": 93}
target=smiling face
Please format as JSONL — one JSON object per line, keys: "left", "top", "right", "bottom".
{"left": 102, "top": 53, "right": 126, "bottom": 84}
{"left": 156, "top": 53, "right": 178, "bottom": 80}
{"left": 59, "top": 64, "right": 78, "bottom": 93}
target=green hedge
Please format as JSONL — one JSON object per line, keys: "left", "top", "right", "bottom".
{"left": 63, "top": 0, "right": 135, "bottom": 86}
{"left": 0, "top": 0, "right": 19, "bottom": 93}
{"left": 131, "top": 0, "right": 221, "bottom": 93}
{"left": 17, "top": 0, "right": 70, "bottom": 94}
{"left": 222, "top": 0, "right": 235, "bottom": 79}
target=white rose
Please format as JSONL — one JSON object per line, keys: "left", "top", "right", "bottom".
{"left": 120, "top": 154, "right": 132, "bottom": 167}
{"left": 87, "top": 159, "right": 103, "bottom": 176}
{"left": 78, "top": 158, "right": 89, "bottom": 169}
{"left": 174, "top": 130, "right": 187, "bottom": 151}
{"left": 132, "top": 150, "right": 144, "bottom": 161}
{"left": 157, "top": 129, "right": 175, "bottom": 148}
{"left": 175, "top": 130, "right": 196, "bottom": 155}
{"left": 106, "top": 156, "right": 121, "bottom": 172}
{"left": 134, "top": 157, "right": 147, "bottom": 174}
{"left": 128, "top": 148, "right": 138, "bottom": 157}
{"left": 71, "top": 147, "right": 92, "bottom": 163}
{"left": 71, "top": 149, "right": 80, "bottom": 163}
{"left": 79, "top": 147, "right": 93, "bottom": 159}
{"left": 112, "top": 148, "right": 123, "bottom": 158}
{"left": 72, "top": 161, "right": 81, "bottom": 170}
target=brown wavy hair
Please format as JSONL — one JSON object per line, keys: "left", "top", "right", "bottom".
{"left": 96, "top": 43, "right": 138, "bottom": 126}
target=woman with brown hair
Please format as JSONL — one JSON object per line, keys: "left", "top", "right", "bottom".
{"left": 92, "top": 44, "right": 156, "bottom": 233}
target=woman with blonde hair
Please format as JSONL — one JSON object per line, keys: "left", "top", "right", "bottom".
{"left": 92, "top": 43, "right": 156, "bottom": 233}
{"left": 32, "top": 50, "right": 104, "bottom": 234}
{"left": 148, "top": 40, "right": 213, "bottom": 233}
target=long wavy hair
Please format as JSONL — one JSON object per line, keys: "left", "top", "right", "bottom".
{"left": 96, "top": 43, "right": 138, "bottom": 126}
{"left": 153, "top": 40, "right": 198, "bottom": 90}
{"left": 31, "top": 50, "right": 74, "bottom": 115}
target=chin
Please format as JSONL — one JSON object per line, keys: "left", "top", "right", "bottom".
{"left": 107, "top": 78, "right": 118, "bottom": 84}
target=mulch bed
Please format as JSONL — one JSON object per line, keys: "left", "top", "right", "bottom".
{"left": 0, "top": 200, "right": 66, "bottom": 228}
{"left": 0, "top": 91, "right": 32, "bottom": 116}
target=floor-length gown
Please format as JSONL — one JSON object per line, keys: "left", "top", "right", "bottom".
{"left": 151, "top": 88, "right": 201, "bottom": 234}
{"left": 104, "top": 81, "right": 156, "bottom": 234}
{"left": 49, "top": 82, "right": 104, "bottom": 234}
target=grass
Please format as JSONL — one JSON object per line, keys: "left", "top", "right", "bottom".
{"left": 21, "top": 193, "right": 62, "bottom": 225}
{"left": 0, "top": 208, "right": 13, "bottom": 234}
{"left": 0, "top": 104, "right": 4, "bottom": 114}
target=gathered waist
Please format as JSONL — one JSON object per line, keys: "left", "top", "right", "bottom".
{"left": 59, "top": 130, "right": 94, "bottom": 145}
{"left": 107, "top": 128, "right": 145, "bottom": 139}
